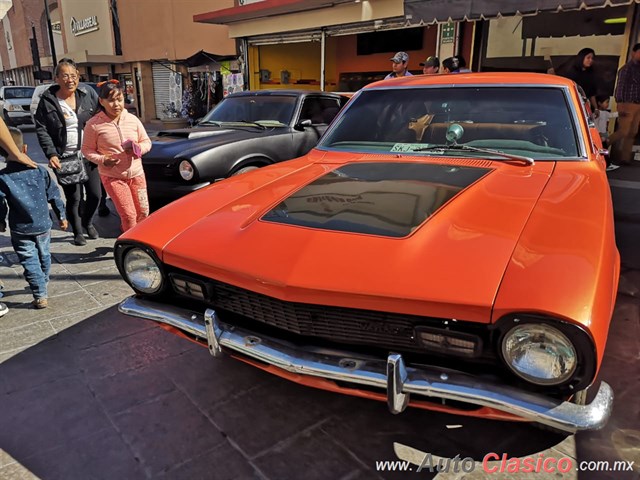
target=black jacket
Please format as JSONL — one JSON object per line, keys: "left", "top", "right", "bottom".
{"left": 34, "top": 84, "right": 98, "bottom": 160}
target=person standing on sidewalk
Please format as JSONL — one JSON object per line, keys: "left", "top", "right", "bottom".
{"left": 385, "top": 52, "right": 413, "bottom": 79}
{"left": 0, "top": 127, "right": 68, "bottom": 309}
{"left": 34, "top": 58, "right": 101, "bottom": 246}
{"left": 81, "top": 80, "right": 152, "bottom": 233}
{"left": 609, "top": 43, "right": 640, "bottom": 166}
{"left": 0, "top": 118, "right": 39, "bottom": 317}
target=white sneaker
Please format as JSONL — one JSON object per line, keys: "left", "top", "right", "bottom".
{"left": 0, "top": 302, "right": 8, "bottom": 317}
{"left": 606, "top": 164, "right": 621, "bottom": 171}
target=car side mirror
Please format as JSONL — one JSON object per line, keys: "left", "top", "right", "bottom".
{"left": 295, "top": 119, "right": 312, "bottom": 131}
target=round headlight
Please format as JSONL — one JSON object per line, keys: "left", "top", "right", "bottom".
{"left": 123, "top": 248, "right": 163, "bottom": 294}
{"left": 179, "top": 160, "right": 194, "bottom": 181}
{"left": 501, "top": 323, "right": 577, "bottom": 385}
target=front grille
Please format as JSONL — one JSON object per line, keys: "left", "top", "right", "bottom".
{"left": 167, "top": 269, "right": 485, "bottom": 354}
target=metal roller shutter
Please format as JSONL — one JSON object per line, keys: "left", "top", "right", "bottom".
{"left": 152, "top": 62, "right": 175, "bottom": 119}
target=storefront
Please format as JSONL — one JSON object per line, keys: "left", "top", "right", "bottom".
{"left": 197, "top": 0, "right": 639, "bottom": 95}
{"left": 194, "top": 0, "right": 451, "bottom": 92}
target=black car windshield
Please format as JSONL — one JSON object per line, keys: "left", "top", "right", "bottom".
{"left": 200, "top": 95, "right": 297, "bottom": 126}
{"left": 4, "top": 87, "right": 35, "bottom": 99}
{"left": 319, "top": 87, "right": 581, "bottom": 160}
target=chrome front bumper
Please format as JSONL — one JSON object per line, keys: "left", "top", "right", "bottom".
{"left": 119, "top": 296, "right": 613, "bottom": 433}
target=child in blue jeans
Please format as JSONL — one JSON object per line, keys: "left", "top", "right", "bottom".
{"left": 0, "top": 127, "right": 68, "bottom": 309}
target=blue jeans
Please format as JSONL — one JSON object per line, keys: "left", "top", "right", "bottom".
{"left": 10, "top": 231, "right": 51, "bottom": 300}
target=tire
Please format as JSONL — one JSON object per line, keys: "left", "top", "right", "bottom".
{"left": 231, "top": 165, "right": 259, "bottom": 176}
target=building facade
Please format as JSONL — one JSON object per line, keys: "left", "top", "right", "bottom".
{"left": 0, "top": 0, "right": 236, "bottom": 122}
{"left": 195, "top": 0, "right": 640, "bottom": 96}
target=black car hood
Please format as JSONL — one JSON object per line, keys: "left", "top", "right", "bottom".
{"left": 145, "top": 126, "right": 288, "bottom": 163}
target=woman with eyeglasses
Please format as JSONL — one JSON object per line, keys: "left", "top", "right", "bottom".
{"left": 34, "top": 58, "right": 101, "bottom": 246}
{"left": 81, "top": 80, "right": 152, "bottom": 233}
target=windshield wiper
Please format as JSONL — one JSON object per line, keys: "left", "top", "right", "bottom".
{"left": 198, "top": 120, "right": 222, "bottom": 126}
{"left": 238, "top": 120, "right": 267, "bottom": 130}
{"left": 415, "top": 144, "right": 535, "bottom": 165}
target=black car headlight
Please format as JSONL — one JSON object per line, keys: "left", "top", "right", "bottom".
{"left": 122, "top": 247, "right": 163, "bottom": 294}
{"left": 179, "top": 160, "right": 195, "bottom": 181}
{"left": 501, "top": 322, "right": 577, "bottom": 386}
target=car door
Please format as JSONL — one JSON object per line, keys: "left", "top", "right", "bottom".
{"left": 292, "top": 95, "right": 343, "bottom": 157}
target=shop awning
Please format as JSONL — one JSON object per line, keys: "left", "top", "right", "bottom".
{"left": 184, "top": 50, "right": 236, "bottom": 68}
{"left": 194, "top": 0, "right": 355, "bottom": 25}
{"left": 404, "top": 0, "right": 638, "bottom": 23}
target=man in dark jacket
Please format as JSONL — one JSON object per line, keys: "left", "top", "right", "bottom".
{"left": 34, "top": 58, "right": 101, "bottom": 246}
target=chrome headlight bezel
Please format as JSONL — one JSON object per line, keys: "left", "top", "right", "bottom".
{"left": 115, "top": 242, "right": 165, "bottom": 295}
{"left": 7, "top": 104, "right": 24, "bottom": 112}
{"left": 178, "top": 160, "right": 195, "bottom": 181}
{"left": 496, "top": 314, "right": 597, "bottom": 392}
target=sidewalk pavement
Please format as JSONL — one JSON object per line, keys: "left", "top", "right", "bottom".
{"left": 0, "top": 201, "right": 129, "bottom": 362}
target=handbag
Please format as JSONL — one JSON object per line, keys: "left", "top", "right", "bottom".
{"left": 56, "top": 153, "right": 89, "bottom": 185}
{"left": 55, "top": 118, "right": 88, "bottom": 186}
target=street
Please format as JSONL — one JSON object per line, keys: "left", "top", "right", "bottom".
{"left": 0, "top": 127, "right": 638, "bottom": 479}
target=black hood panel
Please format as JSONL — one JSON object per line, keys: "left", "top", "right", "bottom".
{"left": 261, "top": 163, "right": 492, "bottom": 237}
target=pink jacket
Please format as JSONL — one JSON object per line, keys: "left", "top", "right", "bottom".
{"left": 81, "top": 110, "right": 152, "bottom": 179}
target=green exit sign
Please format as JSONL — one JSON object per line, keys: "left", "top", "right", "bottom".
{"left": 442, "top": 23, "right": 455, "bottom": 43}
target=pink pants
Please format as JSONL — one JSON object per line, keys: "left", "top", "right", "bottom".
{"left": 101, "top": 174, "right": 149, "bottom": 232}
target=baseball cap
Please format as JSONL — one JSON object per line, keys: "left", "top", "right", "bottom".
{"left": 390, "top": 51, "right": 409, "bottom": 63}
{"left": 420, "top": 56, "right": 440, "bottom": 68}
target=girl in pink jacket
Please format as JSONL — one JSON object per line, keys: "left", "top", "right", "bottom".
{"left": 81, "top": 81, "right": 152, "bottom": 232}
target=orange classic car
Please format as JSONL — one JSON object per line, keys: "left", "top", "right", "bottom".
{"left": 115, "top": 73, "right": 619, "bottom": 433}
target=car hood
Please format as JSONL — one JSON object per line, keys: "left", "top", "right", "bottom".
{"left": 4, "top": 98, "right": 31, "bottom": 107}
{"left": 130, "top": 153, "right": 555, "bottom": 323}
{"left": 145, "top": 126, "right": 286, "bottom": 162}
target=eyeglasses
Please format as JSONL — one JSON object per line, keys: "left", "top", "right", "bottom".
{"left": 97, "top": 79, "right": 120, "bottom": 87}
{"left": 60, "top": 74, "right": 78, "bottom": 80}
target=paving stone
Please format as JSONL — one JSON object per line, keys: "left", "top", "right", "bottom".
{"left": 87, "top": 362, "right": 177, "bottom": 416}
{"left": 254, "top": 428, "right": 364, "bottom": 480}
{"left": 158, "top": 442, "right": 262, "bottom": 480}
{"left": 0, "top": 322, "right": 56, "bottom": 355}
{"left": 0, "top": 335, "right": 80, "bottom": 394}
{"left": 74, "top": 323, "right": 194, "bottom": 380}
{"left": 83, "top": 275, "right": 135, "bottom": 306}
{"left": 47, "top": 308, "right": 109, "bottom": 334}
{"left": 1, "top": 449, "right": 17, "bottom": 468}
{"left": 52, "top": 307, "right": 154, "bottom": 349}
{"left": 321, "top": 401, "right": 565, "bottom": 474}
{"left": 0, "top": 462, "right": 40, "bottom": 480}
{"left": 18, "top": 427, "right": 144, "bottom": 480}
{"left": 112, "top": 389, "right": 226, "bottom": 477}
{"left": 0, "top": 376, "right": 112, "bottom": 460}
{"left": 157, "top": 346, "right": 274, "bottom": 409}
{"left": 209, "top": 375, "right": 349, "bottom": 459}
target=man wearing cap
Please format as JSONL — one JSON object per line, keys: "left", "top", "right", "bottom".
{"left": 385, "top": 52, "right": 413, "bottom": 79}
{"left": 421, "top": 56, "right": 440, "bottom": 75}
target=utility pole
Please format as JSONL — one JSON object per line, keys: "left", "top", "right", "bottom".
{"left": 44, "top": 0, "right": 57, "bottom": 66}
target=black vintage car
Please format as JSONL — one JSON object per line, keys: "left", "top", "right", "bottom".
{"left": 144, "top": 89, "right": 350, "bottom": 206}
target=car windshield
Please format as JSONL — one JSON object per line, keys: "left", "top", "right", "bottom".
{"left": 4, "top": 87, "right": 35, "bottom": 99}
{"left": 200, "top": 95, "right": 297, "bottom": 126}
{"left": 320, "top": 87, "right": 581, "bottom": 160}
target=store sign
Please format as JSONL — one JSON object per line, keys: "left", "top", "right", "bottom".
{"left": 51, "top": 21, "right": 62, "bottom": 35}
{"left": 70, "top": 16, "right": 99, "bottom": 36}
{"left": 441, "top": 23, "right": 455, "bottom": 44}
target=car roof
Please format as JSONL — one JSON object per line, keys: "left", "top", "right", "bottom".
{"left": 226, "top": 89, "right": 347, "bottom": 98}
{"left": 365, "top": 72, "right": 577, "bottom": 89}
